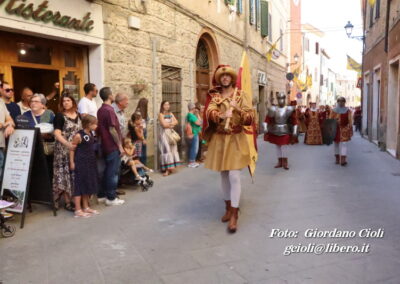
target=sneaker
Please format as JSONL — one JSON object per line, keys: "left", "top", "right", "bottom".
{"left": 105, "top": 198, "right": 125, "bottom": 206}
{"left": 189, "top": 163, "right": 199, "bottom": 168}
{"left": 97, "top": 197, "right": 106, "bottom": 203}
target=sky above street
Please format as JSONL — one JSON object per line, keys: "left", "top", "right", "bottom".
{"left": 301, "top": 0, "right": 363, "bottom": 77}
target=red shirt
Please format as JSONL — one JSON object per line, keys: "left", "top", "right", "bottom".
{"left": 97, "top": 104, "right": 122, "bottom": 155}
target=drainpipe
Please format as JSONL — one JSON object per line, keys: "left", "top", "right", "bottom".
{"left": 151, "top": 38, "right": 158, "bottom": 170}
{"left": 361, "top": 0, "right": 367, "bottom": 137}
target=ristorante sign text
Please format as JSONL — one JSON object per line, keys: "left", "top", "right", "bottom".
{"left": 0, "top": 0, "right": 94, "bottom": 32}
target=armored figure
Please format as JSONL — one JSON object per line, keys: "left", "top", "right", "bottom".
{"left": 263, "top": 93, "right": 298, "bottom": 170}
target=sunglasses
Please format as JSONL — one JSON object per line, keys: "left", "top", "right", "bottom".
{"left": 5, "top": 88, "right": 14, "bottom": 93}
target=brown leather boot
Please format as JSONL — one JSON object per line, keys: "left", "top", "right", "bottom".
{"left": 274, "top": 158, "right": 283, "bottom": 168}
{"left": 221, "top": 200, "right": 232, "bottom": 223}
{"left": 341, "top": 156, "right": 347, "bottom": 166}
{"left": 228, "top": 207, "right": 239, "bottom": 233}
{"left": 335, "top": 155, "right": 340, "bottom": 164}
{"left": 282, "top": 158, "right": 289, "bottom": 170}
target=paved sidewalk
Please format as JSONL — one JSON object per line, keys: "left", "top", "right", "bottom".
{"left": 1, "top": 134, "right": 400, "bottom": 284}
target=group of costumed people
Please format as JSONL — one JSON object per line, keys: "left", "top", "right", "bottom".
{"left": 297, "top": 100, "right": 353, "bottom": 166}
{"left": 202, "top": 64, "right": 353, "bottom": 234}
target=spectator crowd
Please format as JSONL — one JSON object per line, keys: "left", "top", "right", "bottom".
{"left": 0, "top": 81, "right": 204, "bottom": 218}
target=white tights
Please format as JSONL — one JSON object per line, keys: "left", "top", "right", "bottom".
{"left": 221, "top": 170, "right": 241, "bottom": 208}
{"left": 334, "top": 142, "right": 347, "bottom": 156}
{"left": 275, "top": 145, "right": 287, "bottom": 158}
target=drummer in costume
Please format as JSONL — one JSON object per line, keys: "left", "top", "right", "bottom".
{"left": 263, "top": 93, "right": 298, "bottom": 170}
{"left": 203, "top": 65, "right": 254, "bottom": 234}
{"left": 330, "top": 97, "right": 353, "bottom": 166}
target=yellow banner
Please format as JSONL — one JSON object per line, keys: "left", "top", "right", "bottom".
{"left": 238, "top": 51, "right": 258, "bottom": 178}
{"left": 347, "top": 55, "right": 362, "bottom": 73}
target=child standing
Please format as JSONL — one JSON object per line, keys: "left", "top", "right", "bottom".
{"left": 70, "top": 115, "right": 100, "bottom": 218}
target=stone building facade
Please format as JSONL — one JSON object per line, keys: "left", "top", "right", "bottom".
{"left": 362, "top": 0, "right": 400, "bottom": 159}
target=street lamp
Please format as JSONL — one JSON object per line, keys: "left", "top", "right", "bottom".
{"left": 287, "top": 53, "right": 300, "bottom": 67}
{"left": 294, "top": 53, "right": 299, "bottom": 64}
{"left": 344, "top": 21, "right": 364, "bottom": 41}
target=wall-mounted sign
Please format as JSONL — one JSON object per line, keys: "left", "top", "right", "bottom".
{"left": 0, "top": 0, "right": 94, "bottom": 32}
{"left": 258, "top": 71, "right": 267, "bottom": 86}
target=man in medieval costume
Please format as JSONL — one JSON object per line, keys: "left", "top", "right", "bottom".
{"left": 263, "top": 93, "right": 298, "bottom": 170}
{"left": 203, "top": 65, "right": 254, "bottom": 234}
{"left": 330, "top": 97, "right": 353, "bottom": 166}
{"left": 304, "top": 102, "right": 323, "bottom": 145}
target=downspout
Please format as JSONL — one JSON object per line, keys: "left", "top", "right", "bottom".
{"left": 361, "top": 0, "right": 367, "bottom": 137}
{"left": 151, "top": 38, "right": 158, "bottom": 170}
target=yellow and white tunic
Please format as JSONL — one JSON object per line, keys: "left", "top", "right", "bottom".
{"left": 204, "top": 90, "right": 254, "bottom": 172}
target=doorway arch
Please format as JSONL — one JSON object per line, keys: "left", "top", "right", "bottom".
{"left": 195, "top": 30, "right": 219, "bottom": 105}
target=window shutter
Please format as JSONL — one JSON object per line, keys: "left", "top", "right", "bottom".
{"left": 261, "top": 0, "right": 269, "bottom": 37}
{"left": 255, "top": 0, "right": 261, "bottom": 30}
{"left": 237, "top": 0, "right": 243, "bottom": 14}
{"left": 375, "top": 0, "right": 380, "bottom": 19}
{"left": 250, "top": 0, "right": 255, "bottom": 25}
{"left": 369, "top": 5, "right": 374, "bottom": 27}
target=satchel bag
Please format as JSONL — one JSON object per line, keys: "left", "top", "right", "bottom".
{"left": 165, "top": 129, "right": 181, "bottom": 145}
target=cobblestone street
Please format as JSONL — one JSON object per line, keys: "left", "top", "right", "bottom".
{"left": 1, "top": 134, "right": 400, "bottom": 283}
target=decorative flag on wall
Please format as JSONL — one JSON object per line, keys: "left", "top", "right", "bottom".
{"left": 347, "top": 55, "right": 362, "bottom": 73}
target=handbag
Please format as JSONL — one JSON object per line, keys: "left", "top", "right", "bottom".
{"left": 32, "top": 112, "right": 55, "bottom": 155}
{"left": 185, "top": 120, "right": 193, "bottom": 139}
{"left": 43, "top": 141, "right": 55, "bottom": 155}
{"left": 165, "top": 129, "right": 181, "bottom": 145}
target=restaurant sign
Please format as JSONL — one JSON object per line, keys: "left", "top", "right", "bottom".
{"left": 0, "top": 0, "right": 94, "bottom": 32}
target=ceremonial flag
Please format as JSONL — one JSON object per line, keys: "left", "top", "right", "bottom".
{"left": 236, "top": 51, "right": 258, "bottom": 178}
{"left": 266, "top": 35, "right": 283, "bottom": 62}
{"left": 347, "top": 55, "right": 362, "bottom": 73}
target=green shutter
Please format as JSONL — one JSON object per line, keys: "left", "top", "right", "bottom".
{"left": 261, "top": 1, "right": 269, "bottom": 37}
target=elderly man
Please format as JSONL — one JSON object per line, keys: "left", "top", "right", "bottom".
{"left": 17, "top": 87, "right": 33, "bottom": 114}
{"left": 0, "top": 82, "right": 21, "bottom": 121}
{"left": 203, "top": 65, "right": 254, "bottom": 233}
{"left": 112, "top": 93, "right": 129, "bottom": 137}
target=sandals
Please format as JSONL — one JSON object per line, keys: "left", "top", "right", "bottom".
{"left": 83, "top": 208, "right": 100, "bottom": 215}
{"left": 74, "top": 210, "right": 91, "bottom": 218}
{"left": 64, "top": 202, "right": 75, "bottom": 212}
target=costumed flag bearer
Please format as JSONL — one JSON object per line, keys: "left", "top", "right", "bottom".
{"left": 203, "top": 52, "right": 257, "bottom": 234}
{"left": 263, "top": 93, "right": 298, "bottom": 170}
{"left": 330, "top": 97, "right": 353, "bottom": 166}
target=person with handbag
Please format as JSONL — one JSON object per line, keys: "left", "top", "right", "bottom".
{"left": 158, "top": 100, "right": 181, "bottom": 176}
{"left": 53, "top": 92, "right": 81, "bottom": 212}
{"left": 186, "top": 102, "right": 201, "bottom": 168}
{"left": 23, "top": 93, "right": 55, "bottom": 184}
